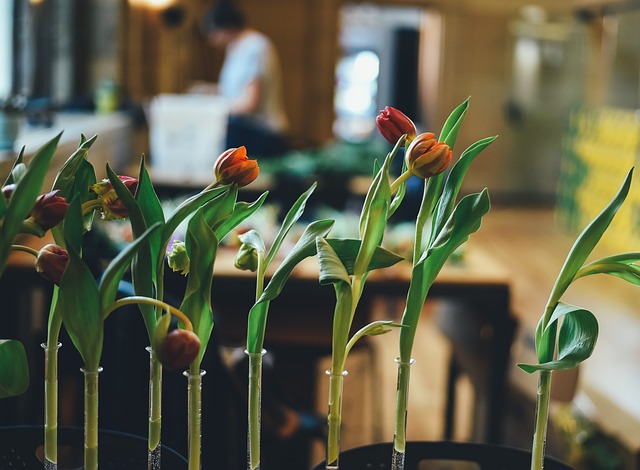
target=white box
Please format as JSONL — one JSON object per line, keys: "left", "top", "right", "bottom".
{"left": 148, "top": 94, "right": 229, "bottom": 177}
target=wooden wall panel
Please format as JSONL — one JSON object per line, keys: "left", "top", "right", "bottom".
{"left": 121, "top": 0, "right": 338, "bottom": 148}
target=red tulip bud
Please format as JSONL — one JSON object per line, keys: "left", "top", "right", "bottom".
{"left": 213, "top": 146, "right": 259, "bottom": 188}
{"left": 376, "top": 106, "right": 417, "bottom": 144}
{"left": 405, "top": 132, "right": 452, "bottom": 179}
{"left": 35, "top": 244, "right": 70, "bottom": 285}
{"left": 29, "top": 190, "right": 69, "bottom": 231}
{"left": 158, "top": 329, "right": 201, "bottom": 370}
{"left": 90, "top": 175, "right": 139, "bottom": 220}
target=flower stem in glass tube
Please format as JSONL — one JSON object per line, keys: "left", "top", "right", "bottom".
{"left": 246, "top": 349, "right": 266, "bottom": 470}
{"left": 42, "top": 342, "right": 61, "bottom": 470}
{"left": 392, "top": 357, "right": 415, "bottom": 470}
{"left": 325, "top": 369, "right": 348, "bottom": 470}
{"left": 185, "top": 367, "right": 206, "bottom": 470}
{"left": 530, "top": 370, "right": 552, "bottom": 470}
{"left": 147, "top": 346, "right": 163, "bottom": 470}
{"left": 82, "top": 367, "right": 102, "bottom": 470}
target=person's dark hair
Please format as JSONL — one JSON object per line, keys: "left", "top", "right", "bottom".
{"left": 203, "top": 1, "right": 246, "bottom": 34}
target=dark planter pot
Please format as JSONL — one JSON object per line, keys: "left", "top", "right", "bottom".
{"left": 310, "top": 441, "right": 574, "bottom": 470}
{"left": 0, "top": 425, "right": 187, "bottom": 469}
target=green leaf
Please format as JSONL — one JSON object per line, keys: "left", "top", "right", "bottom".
{"left": 317, "top": 237, "right": 351, "bottom": 286}
{"left": 0, "top": 134, "right": 61, "bottom": 274}
{"left": 51, "top": 135, "right": 98, "bottom": 199}
{"left": 431, "top": 136, "right": 496, "bottom": 242}
{"left": 399, "top": 189, "right": 490, "bottom": 359}
{"left": 316, "top": 238, "right": 353, "bottom": 369}
{"left": 440, "top": 97, "right": 470, "bottom": 148}
{"left": 180, "top": 209, "right": 219, "bottom": 366}
{"left": 203, "top": 184, "right": 238, "bottom": 231}
{"left": 575, "top": 253, "right": 640, "bottom": 285}
{"left": 58, "top": 240, "right": 103, "bottom": 371}
{"left": 265, "top": 183, "right": 317, "bottom": 269}
{"left": 0, "top": 339, "right": 30, "bottom": 398}
{"left": 2, "top": 147, "right": 24, "bottom": 187}
{"left": 355, "top": 154, "right": 391, "bottom": 277}
{"left": 159, "top": 186, "right": 228, "bottom": 266}
{"left": 134, "top": 156, "right": 166, "bottom": 276}
{"left": 99, "top": 223, "right": 162, "bottom": 312}
{"left": 246, "top": 219, "right": 334, "bottom": 353}
{"left": 345, "top": 320, "right": 404, "bottom": 357}
{"left": 214, "top": 191, "right": 269, "bottom": 241}
{"left": 551, "top": 169, "right": 633, "bottom": 303}
{"left": 519, "top": 302, "right": 599, "bottom": 373}
{"left": 325, "top": 238, "right": 404, "bottom": 274}
{"left": 389, "top": 158, "right": 408, "bottom": 219}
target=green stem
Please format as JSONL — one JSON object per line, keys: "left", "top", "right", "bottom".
{"left": 186, "top": 365, "right": 205, "bottom": 470}
{"left": 326, "top": 369, "right": 346, "bottom": 469}
{"left": 82, "top": 367, "right": 101, "bottom": 470}
{"left": 148, "top": 348, "right": 162, "bottom": 452}
{"left": 530, "top": 370, "right": 552, "bottom": 470}
{"left": 11, "top": 244, "right": 39, "bottom": 257}
{"left": 389, "top": 170, "right": 412, "bottom": 195}
{"left": 247, "top": 350, "right": 265, "bottom": 470}
{"left": 43, "top": 340, "right": 61, "bottom": 467}
{"left": 392, "top": 357, "right": 415, "bottom": 460}
{"left": 104, "top": 296, "right": 193, "bottom": 331}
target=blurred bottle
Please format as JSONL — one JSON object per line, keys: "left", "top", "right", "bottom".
{"left": 95, "top": 79, "right": 119, "bottom": 114}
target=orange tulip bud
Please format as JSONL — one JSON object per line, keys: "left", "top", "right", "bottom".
{"left": 376, "top": 106, "right": 417, "bottom": 144}
{"left": 90, "top": 175, "right": 139, "bottom": 220}
{"left": 405, "top": 132, "right": 452, "bottom": 179}
{"left": 35, "top": 244, "right": 70, "bottom": 285}
{"left": 29, "top": 190, "right": 70, "bottom": 231}
{"left": 213, "top": 146, "right": 259, "bottom": 188}
{"left": 158, "top": 329, "right": 201, "bottom": 370}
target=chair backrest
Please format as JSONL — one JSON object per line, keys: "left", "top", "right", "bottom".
{"left": 310, "top": 441, "right": 573, "bottom": 470}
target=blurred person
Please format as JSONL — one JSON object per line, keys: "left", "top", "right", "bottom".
{"left": 202, "top": 0, "right": 290, "bottom": 157}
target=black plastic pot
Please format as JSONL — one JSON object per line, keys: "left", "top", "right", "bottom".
{"left": 0, "top": 425, "right": 187, "bottom": 470}
{"left": 310, "top": 441, "right": 574, "bottom": 470}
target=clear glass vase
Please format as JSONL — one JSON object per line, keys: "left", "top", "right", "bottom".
{"left": 246, "top": 349, "right": 266, "bottom": 470}
{"left": 42, "top": 342, "right": 62, "bottom": 470}
{"left": 81, "top": 366, "right": 103, "bottom": 470}
{"left": 147, "top": 346, "right": 163, "bottom": 470}
{"left": 325, "top": 369, "right": 348, "bottom": 470}
{"left": 184, "top": 368, "right": 206, "bottom": 470}
{"left": 391, "top": 357, "right": 416, "bottom": 470}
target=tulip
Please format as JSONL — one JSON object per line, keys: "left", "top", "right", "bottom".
{"left": 213, "top": 146, "right": 259, "bottom": 188}
{"left": 157, "top": 329, "right": 201, "bottom": 370}
{"left": 234, "top": 242, "right": 259, "bottom": 272}
{"left": 405, "top": 132, "right": 452, "bottom": 179}
{"left": 29, "top": 190, "right": 70, "bottom": 231}
{"left": 376, "top": 106, "right": 417, "bottom": 144}
{"left": 90, "top": 175, "right": 139, "bottom": 220}
{"left": 35, "top": 244, "right": 70, "bottom": 285}
{"left": 167, "top": 240, "right": 190, "bottom": 275}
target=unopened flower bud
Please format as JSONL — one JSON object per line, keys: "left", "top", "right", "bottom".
{"left": 29, "top": 190, "right": 69, "bottom": 231}
{"left": 405, "top": 132, "right": 452, "bottom": 179}
{"left": 158, "top": 329, "right": 201, "bottom": 370}
{"left": 376, "top": 106, "right": 417, "bottom": 144}
{"left": 35, "top": 244, "right": 70, "bottom": 285}
{"left": 167, "top": 240, "right": 190, "bottom": 275}
{"left": 234, "top": 242, "right": 259, "bottom": 272}
{"left": 213, "top": 146, "right": 259, "bottom": 188}
{"left": 90, "top": 175, "right": 138, "bottom": 220}
{"left": 2, "top": 184, "right": 16, "bottom": 200}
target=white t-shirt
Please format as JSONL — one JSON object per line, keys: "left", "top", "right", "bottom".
{"left": 219, "top": 30, "right": 288, "bottom": 133}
